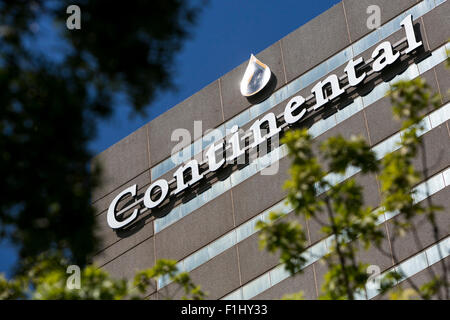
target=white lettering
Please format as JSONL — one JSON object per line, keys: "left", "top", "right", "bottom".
{"left": 284, "top": 96, "right": 307, "bottom": 124}
{"left": 344, "top": 57, "right": 367, "bottom": 87}
{"left": 173, "top": 159, "right": 204, "bottom": 194}
{"left": 401, "top": 14, "right": 422, "bottom": 54}
{"left": 143, "top": 179, "right": 169, "bottom": 209}
{"left": 107, "top": 185, "right": 138, "bottom": 229}
{"left": 371, "top": 41, "right": 400, "bottom": 72}
{"left": 249, "top": 112, "right": 281, "bottom": 148}
{"left": 311, "top": 74, "right": 345, "bottom": 110}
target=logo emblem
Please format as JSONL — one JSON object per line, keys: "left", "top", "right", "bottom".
{"left": 240, "top": 54, "right": 271, "bottom": 97}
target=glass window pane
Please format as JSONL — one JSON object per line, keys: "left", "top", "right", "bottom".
{"left": 429, "top": 103, "right": 450, "bottom": 128}
{"left": 372, "top": 133, "right": 401, "bottom": 160}
{"left": 309, "top": 114, "right": 337, "bottom": 138}
{"left": 207, "top": 231, "right": 236, "bottom": 259}
{"left": 412, "top": 173, "right": 445, "bottom": 203}
{"left": 353, "top": 30, "right": 380, "bottom": 56}
{"left": 414, "top": 116, "right": 432, "bottom": 137}
{"left": 236, "top": 216, "right": 260, "bottom": 242}
{"left": 184, "top": 247, "right": 210, "bottom": 272}
{"left": 354, "top": 289, "right": 367, "bottom": 300}
{"left": 365, "top": 273, "right": 383, "bottom": 299}
{"left": 270, "top": 264, "right": 290, "bottom": 286}
{"left": 154, "top": 205, "right": 181, "bottom": 233}
{"left": 344, "top": 165, "right": 361, "bottom": 180}
{"left": 202, "top": 125, "right": 225, "bottom": 149}
{"left": 397, "top": 252, "right": 428, "bottom": 280}
{"left": 286, "top": 78, "right": 303, "bottom": 97}
{"left": 327, "top": 47, "right": 353, "bottom": 72}
{"left": 242, "top": 274, "right": 270, "bottom": 299}
{"left": 222, "top": 289, "right": 243, "bottom": 300}
{"left": 362, "top": 82, "right": 390, "bottom": 107}
{"left": 373, "top": 207, "right": 386, "bottom": 225}
{"left": 406, "top": 252, "right": 429, "bottom": 277}
{"left": 443, "top": 168, "right": 450, "bottom": 187}
{"left": 384, "top": 209, "right": 400, "bottom": 221}
{"left": 158, "top": 273, "right": 172, "bottom": 289}
{"left": 301, "top": 61, "right": 328, "bottom": 88}
{"left": 425, "top": 239, "right": 450, "bottom": 266}
{"left": 379, "top": 16, "right": 402, "bottom": 40}
{"left": 410, "top": 0, "right": 435, "bottom": 18}
{"left": 225, "top": 110, "right": 250, "bottom": 131}
{"left": 310, "top": 239, "right": 328, "bottom": 262}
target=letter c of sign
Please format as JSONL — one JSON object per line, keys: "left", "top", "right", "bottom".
{"left": 107, "top": 185, "right": 139, "bottom": 229}
{"left": 143, "top": 179, "right": 169, "bottom": 209}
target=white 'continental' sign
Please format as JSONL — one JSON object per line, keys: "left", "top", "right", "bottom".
{"left": 107, "top": 15, "right": 422, "bottom": 229}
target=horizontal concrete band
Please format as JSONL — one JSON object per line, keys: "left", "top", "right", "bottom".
{"left": 156, "top": 99, "right": 450, "bottom": 289}
{"left": 149, "top": 0, "right": 445, "bottom": 182}
{"left": 153, "top": 44, "right": 450, "bottom": 234}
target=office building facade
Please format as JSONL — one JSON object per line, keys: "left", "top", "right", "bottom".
{"left": 91, "top": 0, "right": 450, "bottom": 299}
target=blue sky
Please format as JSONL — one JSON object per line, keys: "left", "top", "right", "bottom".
{"left": 0, "top": 0, "right": 338, "bottom": 278}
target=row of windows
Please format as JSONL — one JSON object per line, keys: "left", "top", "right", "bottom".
{"left": 153, "top": 43, "right": 449, "bottom": 235}
{"left": 222, "top": 168, "right": 450, "bottom": 300}
{"left": 157, "top": 98, "right": 450, "bottom": 289}
{"left": 150, "top": 0, "right": 445, "bottom": 181}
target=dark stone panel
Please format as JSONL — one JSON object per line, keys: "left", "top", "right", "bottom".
{"left": 412, "top": 124, "right": 450, "bottom": 179}
{"left": 237, "top": 232, "right": 280, "bottom": 285}
{"left": 252, "top": 265, "right": 317, "bottom": 300}
{"left": 420, "top": 67, "right": 441, "bottom": 103}
{"left": 155, "top": 191, "right": 234, "bottom": 262}
{"left": 307, "top": 172, "right": 380, "bottom": 245}
{"left": 422, "top": 1, "right": 450, "bottom": 51}
{"left": 434, "top": 61, "right": 450, "bottom": 104}
{"left": 159, "top": 246, "right": 241, "bottom": 300}
{"left": 306, "top": 210, "right": 328, "bottom": 247}
{"left": 343, "top": 0, "right": 416, "bottom": 43}
{"left": 231, "top": 156, "right": 291, "bottom": 227}
{"left": 281, "top": 3, "right": 350, "bottom": 83}
{"left": 357, "top": 172, "right": 381, "bottom": 209}
{"left": 101, "top": 236, "right": 155, "bottom": 284}
{"left": 313, "top": 111, "right": 370, "bottom": 169}
{"left": 355, "top": 225, "right": 394, "bottom": 273}
{"left": 220, "top": 42, "right": 286, "bottom": 121}
{"left": 91, "top": 125, "right": 150, "bottom": 202}
{"left": 364, "top": 97, "right": 402, "bottom": 146}
{"left": 388, "top": 187, "right": 450, "bottom": 263}
{"left": 148, "top": 80, "right": 223, "bottom": 166}
{"left": 93, "top": 212, "right": 154, "bottom": 266}
{"left": 92, "top": 170, "right": 150, "bottom": 216}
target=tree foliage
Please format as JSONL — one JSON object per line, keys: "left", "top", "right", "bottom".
{"left": 257, "top": 74, "right": 449, "bottom": 300}
{"left": 0, "top": 0, "right": 206, "bottom": 272}
{"left": 0, "top": 253, "right": 204, "bottom": 300}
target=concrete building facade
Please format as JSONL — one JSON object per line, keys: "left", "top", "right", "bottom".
{"left": 91, "top": 0, "right": 450, "bottom": 300}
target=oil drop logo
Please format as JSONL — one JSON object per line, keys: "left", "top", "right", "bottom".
{"left": 240, "top": 54, "right": 271, "bottom": 97}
